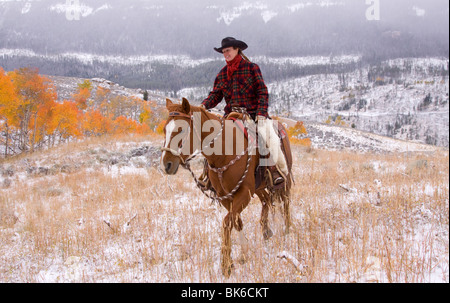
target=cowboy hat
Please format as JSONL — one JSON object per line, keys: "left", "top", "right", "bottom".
{"left": 214, "top": 37, "right": 248, "bottom": 53}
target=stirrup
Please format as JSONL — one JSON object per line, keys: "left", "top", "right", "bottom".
{"left": 266, "top": 166, "right": 286, "bottom": 187}
{"left": 271, "top": 170, "right": 285, "bottom": 186}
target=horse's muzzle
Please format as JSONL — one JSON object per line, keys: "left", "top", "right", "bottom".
{"left": 161, "top": 159, "right": 180, "bottom": 175}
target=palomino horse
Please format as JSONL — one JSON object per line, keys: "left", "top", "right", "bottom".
{"left": 160, "top": 98, "right": 293, "bottom": 277}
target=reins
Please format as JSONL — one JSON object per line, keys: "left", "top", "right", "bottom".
{"left": 162, "top": 108, "right": 255, "bottom": 203}
{"left": 160, "top": 111, "right": 196, "bottom": 164}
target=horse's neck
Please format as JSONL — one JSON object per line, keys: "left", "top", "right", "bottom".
{"left": 200, "top": 110, "right": 220, "bottom": 161}
{"left": 199, "top": 110, "right": 246, "bottom": 168}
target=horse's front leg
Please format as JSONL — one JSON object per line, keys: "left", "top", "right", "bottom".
{"left": 221, "top": 209, "right": 245, "bottom": 277}
{"left": 257, "top": 191, "right": 273, "bottom": 240}
{"left": 221, "top": 211, "right": 233, "bottom": 277}
{"left": 237, "top": 227, "right": 249, "bottom": 264}
{"left": 220, "top": 187, "right": 251, "bottom": 277}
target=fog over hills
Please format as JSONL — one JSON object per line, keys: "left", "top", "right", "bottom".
{"left": 0, "top": 0, "right": 448, "bottom": 58}
{"left": 1, "top": 0, "right": 448, "bottom": 90}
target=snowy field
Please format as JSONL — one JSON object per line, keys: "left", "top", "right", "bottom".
{"left": 0, "top": 134, "right": 448, "bottom": 283}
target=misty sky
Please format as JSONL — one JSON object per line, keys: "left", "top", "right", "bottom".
{"left": 0, "top": 0, "right": 448, "bottom": 58}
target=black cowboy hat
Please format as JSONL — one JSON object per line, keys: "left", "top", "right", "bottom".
{"left": 214, "top": 37, "right": 248, "bottom": 53}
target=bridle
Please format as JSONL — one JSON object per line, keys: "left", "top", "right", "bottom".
{"left": 160, "top": 111, "right": 197, "bottom": 164}
{"left": 161, "top": 110, "right": 223, "bottom": 166}
{"left": 161, "top": 108, "right": 255, "bottom": 203}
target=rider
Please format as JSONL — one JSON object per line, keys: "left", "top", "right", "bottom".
{"left": 200, "top": 37, "right": 289, "bottom": 186}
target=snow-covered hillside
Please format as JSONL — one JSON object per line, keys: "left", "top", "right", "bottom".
{"left": 13, "top": 56, "right": 448, "bottom": 150}
{"left": 179, "top": 57, "right": 450, "bottom": 147}
{"left": 270, "top": 58, "right": 449, "bottom": 147}
{"left": 0, "top": 49, "right": 216, "bottom": 69}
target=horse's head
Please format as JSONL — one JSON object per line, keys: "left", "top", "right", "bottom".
{"left": 160, "top": 98, "right": 193, "bottom": 175}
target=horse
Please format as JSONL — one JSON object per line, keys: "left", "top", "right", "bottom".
{"left": 160, "top": 98, "right": 293, "bottom": 277}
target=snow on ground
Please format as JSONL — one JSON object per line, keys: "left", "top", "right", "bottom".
{"left": 304, "top": 121, "right": 439, "bottom": 153}
{"left": 0, "top": 133, "right": 448, "bottom": 283}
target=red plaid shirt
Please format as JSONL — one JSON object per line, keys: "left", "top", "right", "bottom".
{"left": 202, "top": 58, "right": 269, "bottom": 118}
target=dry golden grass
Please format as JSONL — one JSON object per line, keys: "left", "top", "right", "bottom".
{"left": 0, "top": 135, "right": 448, "bottom": 282}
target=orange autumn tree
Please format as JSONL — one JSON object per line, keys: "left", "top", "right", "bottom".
{"left": 140, "top": 100, "right": 166, "bottom": 132}
{"left": 48, "top": 101, "right": 82, "bottom": 144}
{"left": 82, "top": 109, "right": 113, "bottom": 136}
{"left": 155, "top": 119, "right": 166, "bottom": 135}
{"left": 288, "top": 121, "right": 311, "bottom": 147}
{"left": 113, "top": 115, "right": 137, "bottom": 135}
{"left": 33, "top": 92, "right": 57, "bottom": 147}
{"left": 73, "top": 87, "right": 91, "bottom": 111}
{"left": 0, "top": 68, "right": 19, "bottom": 156}
{"left": 72, "top": 80, "right": 93, "bottom": 111}
{"left": 8, "top": 67, "right": 57, "bottom": 152}
{"left": 2, "top": 67, "right": 159, "bottom": 157}
{"left": 139, "top": 105, "right": 152, "bottom": 125}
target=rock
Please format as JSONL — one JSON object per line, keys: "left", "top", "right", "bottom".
{"left": 1, "top": 166, "right": 15, "bottom": 177}
{"left": 129, "top": 146, "right": 150, "bottom": 157}
{"left": 38, "top": 167, "right": 50, "bottom": 176}
{"left": 60, "top": 164, "right": 73, "bottom": 173}
{"left": 2, "top": 178, "right": 12, "bottom": 189}
{"left": 26, "top": 167, "right": 34, "bottom": 175}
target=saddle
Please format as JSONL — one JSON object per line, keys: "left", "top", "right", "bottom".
{"left": 198, "top": 112, "right": 292, "bottom": 192}
{"left": 255, "top": 121, "right": 292, "bottom": 191}
{"left": 226, "top": 112, "right": 293, "bottom": 191}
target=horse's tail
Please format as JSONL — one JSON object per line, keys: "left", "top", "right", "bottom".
{"left": 273, "top": 122, "right": 293, "bottom": 232}
{"left": 280, "top": 122, "right": 294, "bottom": 185}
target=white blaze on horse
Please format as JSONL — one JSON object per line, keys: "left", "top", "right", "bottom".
{"left": 160, "top": 98, "right": 293, "bottom": 277}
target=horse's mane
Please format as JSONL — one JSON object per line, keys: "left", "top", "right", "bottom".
{"left": 198, "top": 107, "right": 222, "bottom": 121}
{"left": 167, "top": 102, "right": 222, "bottom": 122}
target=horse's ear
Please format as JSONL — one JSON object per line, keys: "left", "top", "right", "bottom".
{"left": 166, "top": 98, "right": 173, "bottom": 108}
{"left": 181, "top": 98, "right": 190, "bottom": 114}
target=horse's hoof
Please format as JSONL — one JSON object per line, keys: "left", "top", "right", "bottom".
{"left": 263, "top": 229, "right": 273, "bottom": 240}
{"left": 222, "top": 263, "right": 234, "bottom": 277}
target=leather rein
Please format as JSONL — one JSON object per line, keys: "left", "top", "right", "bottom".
{"left": 161, "top": 109, "right": 255, "bottom": 202}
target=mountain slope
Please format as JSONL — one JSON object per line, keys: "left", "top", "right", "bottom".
{"left": 179, "top": 57, "right": 449, "bottom": 147}
{"left": 44, "top": 71, "right": 448, "bottom": 152}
